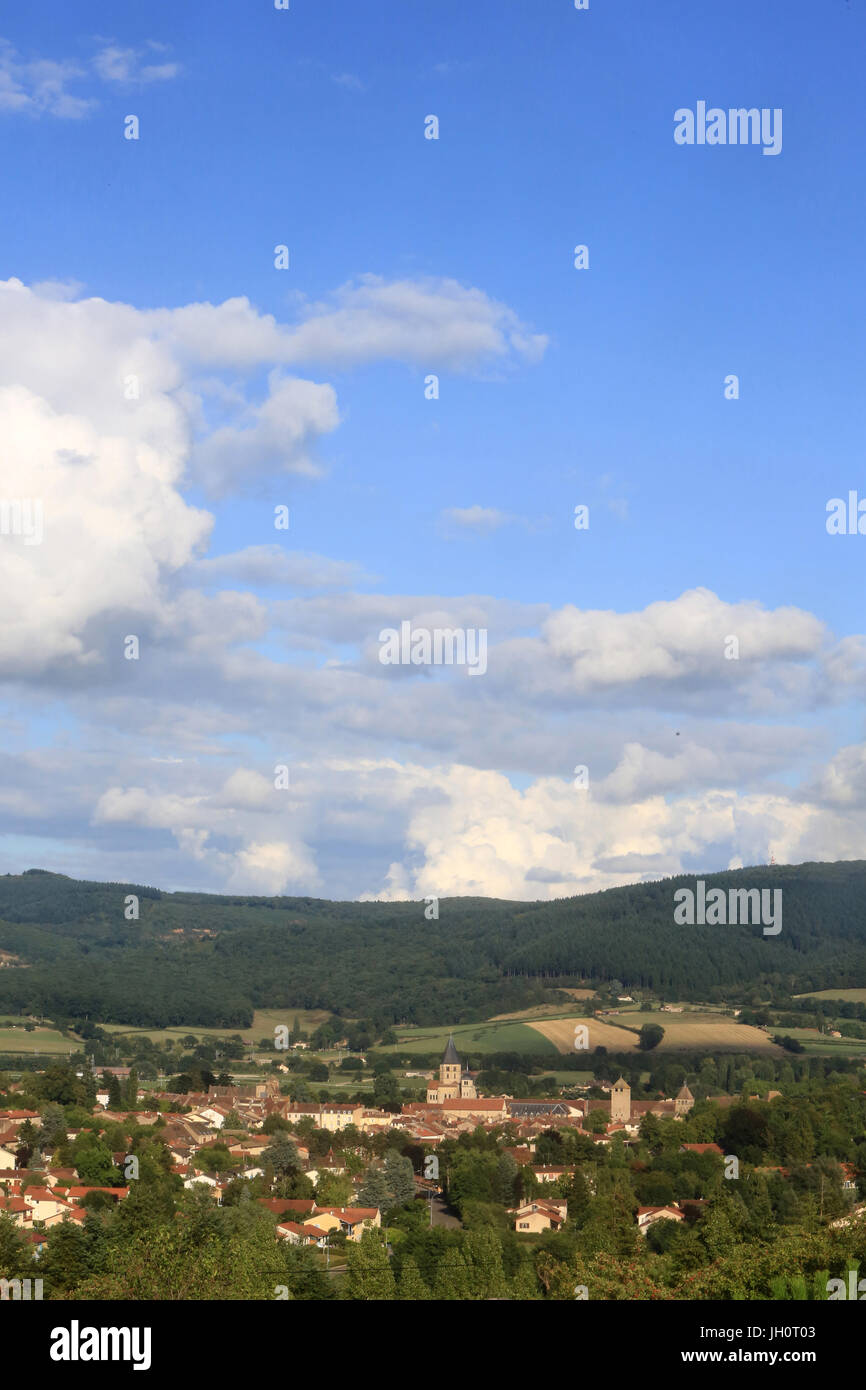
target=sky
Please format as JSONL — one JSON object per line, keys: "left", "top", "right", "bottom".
{"left": 1, "top": 0, "right": 866, "bottom": 900}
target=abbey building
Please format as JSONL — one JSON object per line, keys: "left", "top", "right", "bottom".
{"left": 426, "top": 1035, "right": 477, "bottom": 1103}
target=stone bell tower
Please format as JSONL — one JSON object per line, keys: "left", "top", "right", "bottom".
{"left": 611, "top": 1076, "right": 631, "bottom": 1124}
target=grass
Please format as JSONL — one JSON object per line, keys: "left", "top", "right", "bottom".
{"left": 99, "top": 1008, "right": 333, "bottom": 1047}
{"left": 771, "top": 1027, "right": 866, "bottom": 1057}
{"left": 377, "top": 1019, "right": 558, "bottom": 1056}
{"left": 536, "top": 1070, "right": 595, "bottom": 1086}
{"left": 0, "top": 1023, "right": 80, "bottom": 1055}
{"left": 794, "top": 989, "right": 866, "bottom": 1004}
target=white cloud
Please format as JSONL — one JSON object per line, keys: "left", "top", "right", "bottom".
{"left": 191, "top": 371, "right": 339, "bottom": 492}
{"left": 272, "top": 276, "right": 548, "bottom": 370}
{"left": 93, "top": 45, "right": 180, "bottom": 84}
{"left": 193, "top": 545, "right": 368, "bottom": 590}
{"left": 0, "top": 38, "right": 180, "bottom": 121}
{"left": 0, "top": 41, "right": 95, "bottom": 118}
{"left": 441, "top": 505, "right": 517, "bottom": 533}
{"left": 331, "top": 72, "right": 365, "bottom": 92}
{"left": 6, "top": 274, "right": 866, "bottom": 900}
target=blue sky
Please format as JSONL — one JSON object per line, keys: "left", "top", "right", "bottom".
{"left": 1, "top": 1, "right": 865, "bottom": 899}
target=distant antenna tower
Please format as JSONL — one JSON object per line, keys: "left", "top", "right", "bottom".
{"left": 769, "top": 852, "right": 776, "bottom": 866}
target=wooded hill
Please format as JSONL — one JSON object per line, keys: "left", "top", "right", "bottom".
{"left": 0, "top": 860, "right": 864, "bottom": 1029}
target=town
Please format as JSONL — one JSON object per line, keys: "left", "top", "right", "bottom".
{"left": 2, "top": 1019, "right": 865, "bottom": 1301}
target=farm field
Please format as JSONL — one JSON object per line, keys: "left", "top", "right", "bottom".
{"left": 379, "top": 1019, "right": 558, "bottom": 1056}
{"left": 794, "top": 988, "right": 866, "bottom": 1003}
{"left": 528, "top": 1016, "right": 642, "bottom": 1053}
{"left": 0, "top": 1023, "right": 79, "bottom": 1055}
{"left": 773, "top": 1027, "right": 866, "bottom": 1057}
{"left": 491, "top": 1001, "right": 594, "bottom": 1021}
{"left": 528, "top": 1012, "right": 784, "bottom": 1055}
{"left": 100, "top": 1008, "right": 332, "bottom": 1047}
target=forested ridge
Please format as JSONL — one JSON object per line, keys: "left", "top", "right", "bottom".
{"left": 0, "top": 860, "right": 865, "bottom": 1028}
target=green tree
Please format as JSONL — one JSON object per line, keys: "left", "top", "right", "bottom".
{"left": 433, "top": 1246, "right": 473, "bottom": 1300}
{"left": 260, "top": 1138, "right": 300, "bottom": 1177}
{"left": 0, "top": 1211, "right": 27, "bottom": 1278}
{"left": 383, "top": 1151, "right": 415, "bottom": 1209}
{"left": 638, "top": 1024, "right": 665, "bottom": 1051}
{"left": 464, "top": 1227, "right": 507, "bottom": 1299}
{"left": 396, "top": 1254, "right": 430, "bottom": 1300}
{"left": 508, "top": 1259, "right": 541, "bottom": 1300}
{"left": 105, "top": 1074, "right": 124, "bottom": 1109}
{"left": 358, "top": 1164, "right": 391, "bottom": 1212}
{"left": 343, "top": 1229, "right": 396, "bottom": 1300}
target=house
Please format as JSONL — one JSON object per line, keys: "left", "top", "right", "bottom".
{"left": 183, "top": 1172, "right": 218, "bottom": 1192}
{"left": 510, "top": 1199, "right": 567, "bottom": 1233}
{"left": 531, "top": 1166, "right": 569, "bottom": 1184}
{"left": 637, "top": 1204, "right": 685, "bottom": 1233}
{"left": 0, "top": 1195, "right": 33, "bottom": 1228}
{"left": 0, "top": 1111, "right": 40, "bottom": 1130}
{"left": 506, "top": 1100, "right": 572, "bottom": 1120}
{"left": 309, "top": 1206, "right": 380, "bottom": 1241}
{"left": 21, "top": 1188, "right": 75, "bottom": 1225}
{"left": 841, "top": 1163, "right": 859, "bottom": 1192}
{"left": 276, "top": 1221, "right": 327, "bottom": 1248}
{"left": 438, "top": 1098, "right": 508, "bottom": 1121}
{"left": 258, "top": 1198, "right": 317, "bottom": 1219}
{"left": 317, "top": 1103, "right": 364, "bottom": 1133}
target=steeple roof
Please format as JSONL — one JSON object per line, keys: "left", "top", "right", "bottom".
{"left": 677, "top": 1084, "right": 693, "bottom": 1099}
{"left": 442, "top": 1034, "right": 460, "bottom": 1065}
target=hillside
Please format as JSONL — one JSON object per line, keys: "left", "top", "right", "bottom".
{"left": 0, "top": 860, "right": 864, "bottom": 1029}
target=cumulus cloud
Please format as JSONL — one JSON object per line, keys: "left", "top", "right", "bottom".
{"left": 541, "top": 589, "right": 825, "bottom": 691}
{"left": 441, "top": 505, "right": 518, "bottom": 533}
{"left": 93, "top": 771, "right": 320, "bottom": 895}
{"left": 193, "top": 545, "right": 368, "bottom": 590}
{"left": 0, "top": 274, "right": 539, "bottom": 675}
{"left": 272, "top": 276, "right": 548, "bottom": 370}
{"left": 191, "top": 371, "right": 339, "bottom": 492}
{"left": 5, "top": 274, "right": 866, "bottom": 900}
{"left": 0, "top": 38, "right": 180, "bottom": 121}
{"left": 0, "top": 41, "right": 95, "bottom": 118}
{"left": 92, "top": 44, "right": 180, "bottom": 85}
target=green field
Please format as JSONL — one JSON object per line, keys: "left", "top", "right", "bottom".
{"left": 378, "top": 1019, "right": 558, "bottom": 1056}
{"left": 0, "top": 1022, "right": 80, "bottom": 1055}
{"left": 795, "top": 989, "right": 866, "bottom": 1004}
{"left": 772, "top": 1027, "right": 866, "bottom": 1057}
{"left": 100, "top": 1008, "right": 332, "bottom": 1047}
{"left": 536, "top": 1071, "right": 595, "bottom": 1086}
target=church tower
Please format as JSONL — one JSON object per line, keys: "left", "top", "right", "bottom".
{"left": 440, "top": 1034, "right": 461, "bottom": 1089}
{"left": 426, "top": 1034, "right": 476, "bottom": 1102}
{"left": 675, "top": 1083, "right": 694, "bottom": 1117}
{"left": 611, "top": 1076, "right": 631, "bottom": 1124}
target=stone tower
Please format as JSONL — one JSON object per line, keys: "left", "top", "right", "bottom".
{"left": 440, "top": 1034, "right": 461, "bottom": 1088}
{"left": 611, "top": 1076, "right": 631, "bottom": 1124}
{"left": 675, "top": 1083, "right": 694, "bottom": 1117}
